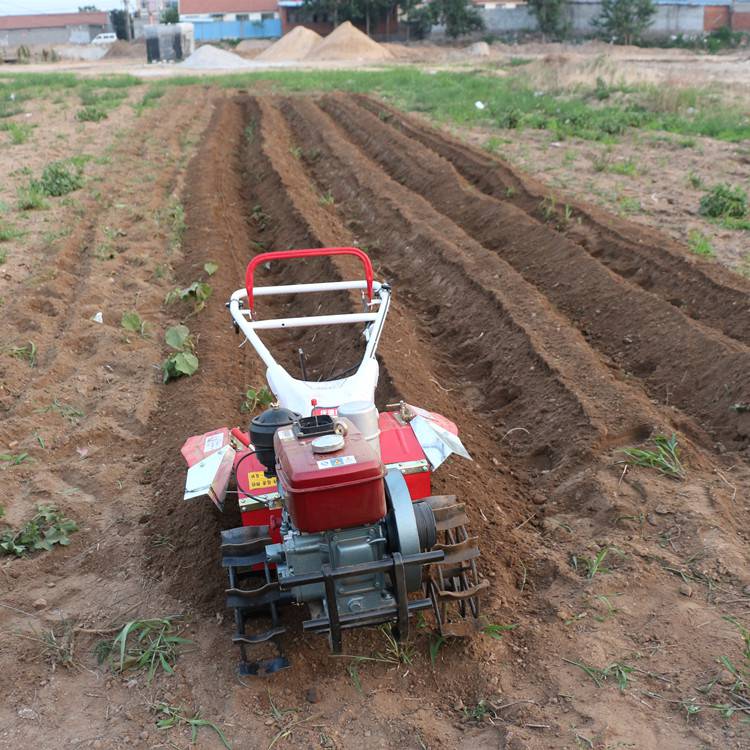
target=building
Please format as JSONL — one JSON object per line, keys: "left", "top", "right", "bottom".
{"left": 0, "top": 12, "right": 110, "bottom": 48}
{"left": 178, "top": 0, "right": 282, "bottom": 39}
{"left": 276, "top": 0, "right": 399, "bottom": 36}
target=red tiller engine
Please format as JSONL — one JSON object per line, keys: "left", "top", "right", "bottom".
{"left": 180, "top": 247, "right": 487, "bottom": 675}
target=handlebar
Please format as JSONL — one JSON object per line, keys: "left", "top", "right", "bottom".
{"left": 245, "top": 247, "right": 374, "bottom": 312}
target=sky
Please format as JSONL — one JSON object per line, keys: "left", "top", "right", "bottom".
{"left": 0, "top": 0, "right": 123, "bottom": 13}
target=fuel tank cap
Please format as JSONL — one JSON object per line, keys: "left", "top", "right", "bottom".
{"left": 311, "top": 434, "right": 345, "bottom": 454}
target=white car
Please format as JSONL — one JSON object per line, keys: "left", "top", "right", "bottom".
{"left": 91, "top": 32, "right": 118, "bottom": 45}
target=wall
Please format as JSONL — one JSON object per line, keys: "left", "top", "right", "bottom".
{"left": 478, "top": 0, "right": 735, "bottom": 37}
{"left": 0, "top": 23, "right": 106, "bottom": 47}
{"left": 191, "top": 17, "right": 282, "bottom": 39}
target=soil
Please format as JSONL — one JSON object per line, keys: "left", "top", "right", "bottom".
{"left": 1, "top": 86, "right": 750, "bottom": 750}
{"left": 257, "top": 27, "right": 322, "bottom": 62}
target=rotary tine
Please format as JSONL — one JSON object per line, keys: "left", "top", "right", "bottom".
{"left": 422, "top": 495, "right": 488, "bottom": 637}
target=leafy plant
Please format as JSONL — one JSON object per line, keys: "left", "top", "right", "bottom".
{"left": 34, "top": 160, "right": 84, "bottom": 197}
{"left": 162, "top": 325, "right": 199, "bottom": 383}
{"left": 121, "top": 311, "right": 147, "bottom": 337}
{"left": 98, "top": 617, "right": 191, "bottom": 683}
{"left": 240, "top": 385, "right": 274, "bottom": 413}
{"left": 76, "top": 104, "right": 108, "bottom": 122}
{"left": 152, "top": 703, "right": 231, "bottom": 748}
{"left": 7, "top": 340, "right": 37, "bottom": 366}
{"left": 700, "top": 183, "right": 748, "bottom": 220}
{"left": 0, "top": 505, "right": 78, "bottom": 557}
{"left": 165, "top": 281, "right": 212, "bottom": 312}
{"left": 620, "top": 433, "right": 685, "bottom": 479}
{"left": 203, "top": 261, "right": 218, "bottom": 276}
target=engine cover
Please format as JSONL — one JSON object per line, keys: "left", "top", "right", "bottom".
{"left": 274, "top": 418, "right": 386, "bottom": 533}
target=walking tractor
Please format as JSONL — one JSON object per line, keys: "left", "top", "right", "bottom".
{"left": 180, "top": 248, "right": 488, "bottom": 674}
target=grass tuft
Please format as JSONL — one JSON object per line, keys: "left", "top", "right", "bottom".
{"left": 620, "top": 433, "right": 685, "bottom": 479}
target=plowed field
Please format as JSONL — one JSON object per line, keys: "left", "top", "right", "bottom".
{"left": 2, "top": 89, "right": 749, "bottom": 750}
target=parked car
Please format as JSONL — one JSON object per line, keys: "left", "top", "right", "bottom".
{"left": 91, "top": 33, "right": 117, "bottom": 45}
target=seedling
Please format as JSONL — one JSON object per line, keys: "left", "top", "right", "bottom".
{"left": 162, "top": 325, "right": 199, "bottom": 383}
{"left": 572, "top": 547, "right": 610, "bottom": 579}
{"left": 620, "top": 433, "right": 685, "bottom": 479}
{"left": 153, "top": 703, "right": 231, "bottom": 749}
{"left": 429, "top": 634, "right": 446, "bottom": 667}
{"left": 0, "top": 452, "right": 30, "bottom": 465}
{"left": 165, "top": 281, "right": 212, "bottom": 313}
{"left": 0, "top": 504, "right": 78, "bottom": 557}
{"left": 203, "top": 261, "right": 218, "bottom": 276}
{"left": 289, "top": 145, "right": 302, "bottom": 159}
{"left": 319, "top": 192, "right": 335, "bottom": 206}
{"left": 240, "top": 385, "right": 274, "bottom": 413}
{"left": 7, "top": 340, "right": 37, "bottom": 366}
{"left": 98, "top": 617, "right": 191, "bottom": 683}
{"left": 121, "top": 311, "right": 148, "bottom": 337}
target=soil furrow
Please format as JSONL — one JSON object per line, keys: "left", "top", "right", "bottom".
{"left": 318, "top": 94, "right": 750, "bottom": 451}
{"left": 276, "top": 96, "right": 679, "bottom": 477}
{"left": 354, "top": 94, "right": 750, "bottom": 349}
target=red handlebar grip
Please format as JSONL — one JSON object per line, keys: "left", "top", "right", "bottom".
{"left": 245, "top": 247, "right": 374, "bottom": 312}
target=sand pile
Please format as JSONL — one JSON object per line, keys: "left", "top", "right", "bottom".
{"left": 305, "top": 21, "right": 392, "bottom": 61}
{"left": 258, "top": 26, "right": 322, "bottom": 62}
{"left": 180, "top": 44, "right": 253, "bottom": 69}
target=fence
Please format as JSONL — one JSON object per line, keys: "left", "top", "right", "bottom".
{"left": 191, "top": 18, "right": 282, "bottom": 41}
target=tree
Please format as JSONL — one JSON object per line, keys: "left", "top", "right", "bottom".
{"left": 161, "top": 6, "right": 179, "bottom": 23}
{"left": 593, "top": 0, "right": 655, "bottom": 44}
{"left": 527, "top": 0, "right": 569, "bottom": 39}
{"left": 438, "top": 0, "right": 483, "bottom": 37}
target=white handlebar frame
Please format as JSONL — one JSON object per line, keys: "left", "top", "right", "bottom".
{"left": 228, "top": 278, "right": 391, "bottom": 377}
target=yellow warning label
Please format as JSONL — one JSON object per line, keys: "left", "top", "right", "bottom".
{"left": 248, "top": 471, "right": 277, "bottom": 491}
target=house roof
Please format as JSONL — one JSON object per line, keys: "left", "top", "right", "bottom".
{"left": 179, "top": 0, "right": 278, "bottom": 13}
{"left": 0, "top": 12, "right": 109, "bottom": 30}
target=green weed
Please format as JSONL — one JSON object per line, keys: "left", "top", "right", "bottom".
{"left": 0, "top": 504, "right": 77, "bottom": 556}
{"left": 0, "top": 222, "right": 23, "bottom": 242}
{"left": 16, "top": 183, "right": 48, "bottom": 211}
{"left": 687, "top": 230, "right": 715, "bottom": 257}
{"left": 564, "top": 657, "right": 634, "bottom": 691}
{"left": 36, "top": 399, "right": 85, "bottom": 425}
{"left": 7, "top": 340, "right": 37, "bottom": 366}
{"left": 620, "top": 433, "right": 685, "bottom": 479}
{"left": 700, "top": 183, "right": 747, "bottom": 220}
{"left": 97, "top": 617, "right": 191, "bottom": 683}
{"left": 76, "top": 105, "right": 108, "bottom": 122}
{"left": 152, "top": 703, "right": 231, "bottom": 749}
{"left": 203, "top": 261, "right": 218, "bottom": 276}
{"left": 0, "top": 121, "right": 34, "bottom": 144}
{"left": 319, "top": 191, "right": 335, "bottom": 206}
